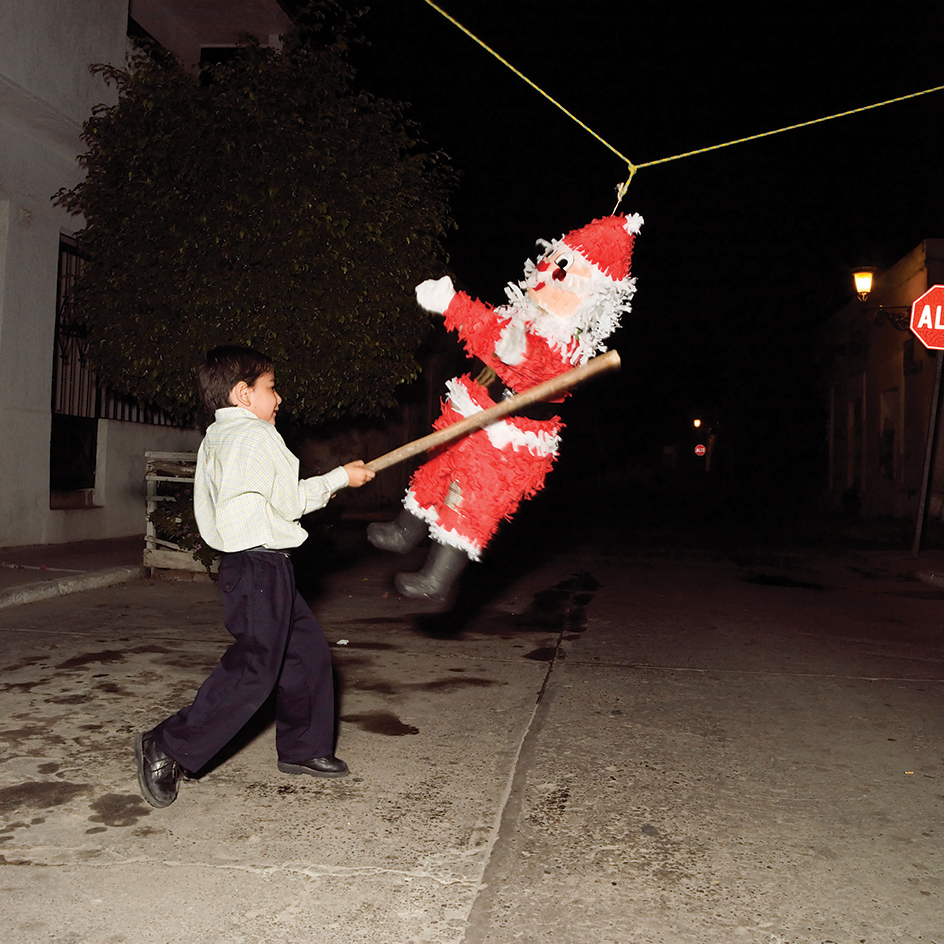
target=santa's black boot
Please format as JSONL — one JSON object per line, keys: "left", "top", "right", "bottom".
{"left": 394, "top": 542, "right": 469, "bottom": 607}
{"left": 367, "top": 509, "right": 427, "bottom": 554}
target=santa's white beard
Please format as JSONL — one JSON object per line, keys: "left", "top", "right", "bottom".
{"left": 502, "top": 279, "right": 635, "bottom": 366}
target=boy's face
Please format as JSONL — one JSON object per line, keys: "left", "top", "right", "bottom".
{"left": 237, "top": 371, "right": 281, "bottom": 425}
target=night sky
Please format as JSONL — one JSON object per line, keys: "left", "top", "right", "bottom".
{"left": 345, "top": 1, "right": 944, "bottom": 501}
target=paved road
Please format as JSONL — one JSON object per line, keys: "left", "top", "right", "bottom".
{"left": 1, "top": 534, "right": 942, "bottom": 943}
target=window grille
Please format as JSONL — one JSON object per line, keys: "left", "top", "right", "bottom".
{"left": 52, "top": 236, "right": 182, "bottom": 426}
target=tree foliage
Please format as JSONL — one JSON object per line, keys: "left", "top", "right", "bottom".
{"left": 57, "top": 3, "right": 455, "bottom": 425}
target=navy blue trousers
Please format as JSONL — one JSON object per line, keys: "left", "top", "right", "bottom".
{"left": 153, "top": 549, "right": 336, "bottom": 772}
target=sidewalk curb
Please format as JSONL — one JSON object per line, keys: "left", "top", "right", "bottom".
{"left": 0, "top": 565, "right": 146, "bottom": 610}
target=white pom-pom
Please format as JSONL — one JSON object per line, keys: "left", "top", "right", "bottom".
{"left": 494, "top": 320, "right": 527, "bottom": 365}
{"left": 415, "top": 276, "right": 456, "bottom": 314}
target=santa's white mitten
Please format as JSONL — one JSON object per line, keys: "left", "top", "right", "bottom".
{"left": 415, "top": 276, "right": 456, "bottom": 314}
{"left": 494, "top": 320, "right": 527, "bottom": 366}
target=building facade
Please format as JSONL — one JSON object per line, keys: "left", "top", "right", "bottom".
{"left": 0, "top": 0, "right": 293, "bottom": 547}
{"left": 823, "top": 239, "right": 944, "bottom": 523}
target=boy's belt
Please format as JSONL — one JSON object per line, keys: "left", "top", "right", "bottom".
{"left": 244, "top": 546, "right": 291, "bottom": 558}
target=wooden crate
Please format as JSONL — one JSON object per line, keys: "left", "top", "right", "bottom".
{"left": 144, "top": 451, "right": 218, "bottom": 575}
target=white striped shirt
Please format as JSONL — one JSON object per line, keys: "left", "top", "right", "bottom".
{"left": 194, "top": 406, "right": 349, "bottom": 552}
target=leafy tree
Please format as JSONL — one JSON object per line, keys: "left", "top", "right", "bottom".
{"left": 56, "top": 3, "right": 455, "bottom": 425}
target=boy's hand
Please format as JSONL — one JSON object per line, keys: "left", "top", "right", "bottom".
{"left": 344, "top": 460, "right": 375, "bottom": 488}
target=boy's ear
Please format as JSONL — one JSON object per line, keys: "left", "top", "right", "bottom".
{"left": 230, "top": 381, "right": 252, "bottom": 408}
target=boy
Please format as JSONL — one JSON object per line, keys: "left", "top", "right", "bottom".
{"left": 135, "top": 345, "right": 374, "bottom": 808}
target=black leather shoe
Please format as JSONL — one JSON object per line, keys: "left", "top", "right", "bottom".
{"left": 134, "top": 731, "right": 181, "bottom": 808}
{"left": 277, "top": 755, "right": 349, "bottom": 778}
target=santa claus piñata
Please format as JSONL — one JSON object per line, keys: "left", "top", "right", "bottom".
{"left": 368, "top": 213, "right": 643, "bottom": 606}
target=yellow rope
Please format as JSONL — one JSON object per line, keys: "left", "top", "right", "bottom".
{"left": 422, "top": 1, "right": 944, "bottom": 209}
{"left": 420, "top": 0, "right": 634, "bottom": 172}
{"left": 636, "top": 86, "right": 944, "bottom": 169}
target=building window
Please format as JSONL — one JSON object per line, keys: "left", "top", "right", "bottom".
{"left": 50, "top": 237, "right": 97, "bottom": 500}
{"left": 52, "top": 236, "right": 95, "bottom": 419}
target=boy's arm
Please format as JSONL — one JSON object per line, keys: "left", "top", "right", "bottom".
{"left": 300, "top": 461, "right": 374, "bottom": 515}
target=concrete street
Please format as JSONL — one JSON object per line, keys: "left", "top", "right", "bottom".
{"left": 1, "top": 517, "right": 943, "bottom": 943}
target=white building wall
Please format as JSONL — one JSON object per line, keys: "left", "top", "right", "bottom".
{"left": 0, "top": 0, "right": 201, "bottom": 547}
{"left": 1, "top": 0, "right": 126, "bottom": 122}
{"left": 129, "top": 0, "right": 292, "bottom": 73}
{"left": 51, "top": 420, "right": 201, "bottom": 544}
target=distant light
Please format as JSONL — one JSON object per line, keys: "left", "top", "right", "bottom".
{"left": 693, "top": 418, "right": 702, "bottom": 428}
{"left": 854, "top": 268, "right": 873, "bottom": 301}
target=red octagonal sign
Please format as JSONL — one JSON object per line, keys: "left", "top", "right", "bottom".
{"left": 911, "top": 285, "right": 944, "bottom": 350}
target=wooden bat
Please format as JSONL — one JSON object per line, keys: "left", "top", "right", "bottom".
{"left": 365, "top": 349, "right": 620, "bottom": 473}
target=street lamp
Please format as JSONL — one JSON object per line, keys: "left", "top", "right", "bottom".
{"left": 854, "top": 268, "right": 873, "bottom": 301}
{"left": 852, "top": 268, "right": 910, "bottom": 331}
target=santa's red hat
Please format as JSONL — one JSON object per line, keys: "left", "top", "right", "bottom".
{"left": 562, "top": 213, "right": 642, "bottom": 282}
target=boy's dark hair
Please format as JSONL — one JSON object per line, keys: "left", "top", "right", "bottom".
{"left": 197, "top": 345, "right": 274, "bottom": 413}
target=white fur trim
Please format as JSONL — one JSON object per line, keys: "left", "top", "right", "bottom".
{"left": 494, "top": 318, "right": 527, "bottom": 365}
{"left": 444, "top": 378, "right": 484, "bottom": 418}
{"left": 428, "top": 524, "right": 481, "bottom": 560}
{"left": 444, "top": 379, "right": 559, "bottom": 455}
{"left": 403, "top": 491, "right": 481, "bottom": 560}
{"left": 486, "top": 422, "right": 559, "bottom": 456}
{"left": 403, "top": 490, "right": 437, "bottom": 526}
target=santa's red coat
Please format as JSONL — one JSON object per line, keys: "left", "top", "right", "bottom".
{"left": 405, "top": 291, "right": 579, "bottom": 559}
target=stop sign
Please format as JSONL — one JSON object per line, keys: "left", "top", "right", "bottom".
{"left": 911, "top": 285, "right": 944, "bottom": 350}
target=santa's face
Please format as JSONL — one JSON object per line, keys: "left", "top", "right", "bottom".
{"left": 527, "top": 247, "right": 593, "bottom": 318}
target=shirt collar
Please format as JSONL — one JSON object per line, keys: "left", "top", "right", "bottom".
{"left": 214, "top": 406, "right": 262, "bottom": 423}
